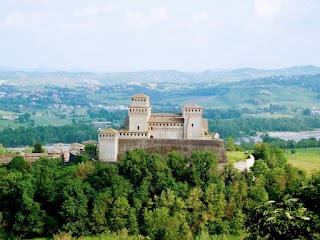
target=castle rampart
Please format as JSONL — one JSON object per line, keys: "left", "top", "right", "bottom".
{"left": 117, "top": 138, "right": 228, "bottom": 163}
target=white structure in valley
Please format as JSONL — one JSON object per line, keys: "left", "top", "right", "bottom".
{"left": 99, "top": 94, "right": 219, "bottom": 162}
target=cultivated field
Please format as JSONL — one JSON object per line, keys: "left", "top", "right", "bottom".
{"left": 285, "top": 148, "right": 320, "bottom": 173}
{"left": 227, "top": 148, "right": 320, "bottom": 174}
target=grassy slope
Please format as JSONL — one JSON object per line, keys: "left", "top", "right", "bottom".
{"left": 226, "top": 151, "right": 249, "bottom": 164}
{"left": 285, "top": 148, "right": 320, "bottom": 173}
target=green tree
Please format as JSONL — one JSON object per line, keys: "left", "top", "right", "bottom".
{"left": 90, "top": 191, "right": 113, "bottom": 233}
{"left": 84, "top": 144, "right": 97, "bottom": 157}
{"left": 109, "top": 197, "right": 138, "bottom": 234}
{"left": 144, "top": 207, "right": 192, "bottom": 240}
{"left": 186, "top": 151, "right": 218, "bottom": 187}
{"left": 60, "top": 179, "right": 93, "bottom": 235}
{"left": 32, "top": 142, "right": 44, "bottom": 153}
{"left": 302, "top": 108, "right": 312, "bottom": 116}
{"left": 226, "top": 137, "right": 236, "bottom": 151}
{"left": 247, "top": 199, "right": 320, "bottom": 240}
{"left": 186, "top": 187, "right": 205, "bottom": 234}
{"left": 12, "top": 179, "right": 46, "bottom": 238}
{"left": 0, "top": 144, "right": 4, "bottom": 155}
{"left": 166, "top": 151, "right": 187, "bottom": 181}
{"left": 7, "top": 156, "right": 28, "bottom": 172}
{"left": 252, "top": 143, "right": 271, "bottom": 161}
{"left": 204, "top": 182, "right": 228, "bottom": 235}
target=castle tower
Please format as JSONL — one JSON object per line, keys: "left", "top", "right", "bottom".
{"left": 98, "top": 128, "right": 118, "bottom": 162}
{"left": 182, "top": 104, "right": 203, "bottom": 139}
{"left": 128, "top": 94, "right": 151, "bottom": 131}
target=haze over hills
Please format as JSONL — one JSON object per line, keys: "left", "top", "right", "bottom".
{"left": 0, "top": 65, "right": 320, "bottom": 87}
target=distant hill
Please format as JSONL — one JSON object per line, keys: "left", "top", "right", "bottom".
{"left": 1, "top": 65, "right": 320, "bottom": 87}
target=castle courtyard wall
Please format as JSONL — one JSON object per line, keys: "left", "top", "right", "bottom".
{"left": 117, "top": 138, "right": 228, "bottom": 163}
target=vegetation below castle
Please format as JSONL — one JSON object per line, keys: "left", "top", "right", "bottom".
{"left": 0, "top": 146, "right": 319, "bottom": 239}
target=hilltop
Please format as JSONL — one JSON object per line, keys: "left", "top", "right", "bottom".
{"left": 1, "top": 65, "right": 320, "bottom": 87}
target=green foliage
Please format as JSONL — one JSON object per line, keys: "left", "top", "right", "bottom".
{"left": 0, "top": 144, "right": 4, "bottom": 155}
{"left": 209, "top": 116, "right": 320, "bottom": 139}
{"left": 144, "top": 206, "right": 192, "bottom": 240}
{"left": 7, "top": 156, "right": 28, "bottom": 172}
{"left": 60, "top": 179, "right": 92, "bottom": 236}
{"left": 262, "top": 133, "right": 320, "bottom": 150}
{"left": 0, "top": 124, "right": 98, "bottom": 147}
{"left": 33, "top": 142, "right": 45, "bottom": 153}
{"left": 246, "top": 199, "right": 320, "bottom": 240}
{"left": 18, "top": 112, "right": 31, "bottom": 123}
{"left": 0, "top": 147, "right": 318, "bottom": 239}
{"left": 187, "top": 151, "right": 218, "bottom": 187}
{"left": 226, "top": 137, "right": 236, "bottom": 151}
{"left": 303, "top": 108, "right": 312, "bottom": 116}
{"left": 74, "top": 154, "right": 91, "bottom": 164}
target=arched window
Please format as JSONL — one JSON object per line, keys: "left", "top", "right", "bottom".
{"left": 137, "top": 126, "right": 140, "bottom": 130}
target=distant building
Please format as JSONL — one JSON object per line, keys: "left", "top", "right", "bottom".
{"left": 311, "top": 107, "right": 320, "bottom": 116}
{"left": 92, "top": 121, "right": 112, "bottom": 128}
{"left": 99, "top": 94, "right": 227, "bottom": 163}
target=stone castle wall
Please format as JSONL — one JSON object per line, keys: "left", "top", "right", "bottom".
{"left": 117, "top": 138, "right": 228, "bottom": 163}
{"left": 149, "top": 125, "right": 184, "bottom": 139}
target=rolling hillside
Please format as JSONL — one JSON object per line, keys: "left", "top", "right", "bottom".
{"left": 1, "top": 65, "right": 320, "bottom": 87}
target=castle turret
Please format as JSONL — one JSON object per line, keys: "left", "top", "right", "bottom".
{"left": 182, "top": 104, "right": 203, "bottom": 139}
{"left": 98, "top": 128, "right": 118, "bottom": 162}
{"left": 128, "top": 94, "right": 151, "bottom": 131}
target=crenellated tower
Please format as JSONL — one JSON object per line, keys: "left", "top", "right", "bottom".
{"left": 98, "top": 128, "right": 118, "bottom": 162}
{"left": 128, "top": 94, "right": 151, "bottom": 131}
{"left": 182, "top": 104, "right": 203, "bottom": 139}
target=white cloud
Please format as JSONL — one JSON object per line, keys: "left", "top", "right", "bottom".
{"left": 254, "top": 0, "right": 298, "bottom": 22}
{"left": 72, "top": 5, "right": 100, "bottom": 18}
{"left": 124, "top": 6, "right": 170, "bottom": 27}
{"left": 4, "top": 10, "right": 26, "bottom": 26}
{"left": 254, "top": 0, "right": 288, "bottom": 21}
{"left": 3, "top": 9, "right": 47, "bottom": 29}
{"left": 192, "top": 12, "right": 210, "bottom": 23}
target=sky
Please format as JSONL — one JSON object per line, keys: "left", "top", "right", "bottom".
{"left": 0, "top": 0, "right": 320, "bottom": 72}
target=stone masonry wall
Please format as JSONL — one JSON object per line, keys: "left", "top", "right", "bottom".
{"left": 117, "top": 138, "right": 228, "bottom": 163}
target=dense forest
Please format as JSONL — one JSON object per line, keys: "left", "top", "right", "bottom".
{"left": 261, "top": 134, "right": 320, "bottom": 150}
{"left": 0, "top": 125, "right": 98, "bottom": 147}
{"left": 0, "top": 146, "right": 319, "bottom": 239}
{"left": 209, "top": 116, "right": 320, "bottom": 139}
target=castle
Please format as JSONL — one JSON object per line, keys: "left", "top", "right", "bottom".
{"left": 98, "top": 94, "right": 227, "bottom": 163}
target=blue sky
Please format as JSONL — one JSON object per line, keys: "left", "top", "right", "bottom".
{"left": 0, "top": 0, "right": 319, "bottom": 72}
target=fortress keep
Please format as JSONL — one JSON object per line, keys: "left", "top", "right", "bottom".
{"left": 98, "top": 94, "right": 227, "bottom": 163}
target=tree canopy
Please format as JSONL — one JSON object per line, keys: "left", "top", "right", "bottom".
{"left": 0, "top": 146, "right": 319, "bottom": 239}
